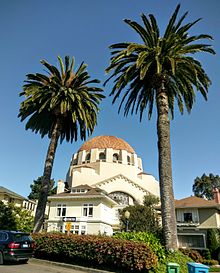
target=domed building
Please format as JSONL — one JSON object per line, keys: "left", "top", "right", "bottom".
{"left": 47, "top": 136, "right": 159, "bottom": 235}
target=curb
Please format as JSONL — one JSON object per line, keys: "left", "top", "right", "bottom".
{"left": 30, "top": 258, "right": 116, "bottom": 273}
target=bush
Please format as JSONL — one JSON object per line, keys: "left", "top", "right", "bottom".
{"left": 113, "top": 231, "right": 166, "bottom": 261}
{"left": 203, "top": 259, "right": 219, "bottom": 266}
{"left": 199, "top": 249, "right": 211, "bottom": 260}
{"left": 179, "top": 248, "right": 204, "bottom": 263}
{"left": 149, "top": 250, "right": 193, "bottom": 273}
{"left": 32, "top": 233, "right": 158, "bottom": 272}
{"left": 207, "top": 229, "right": 219, "bottom": 256}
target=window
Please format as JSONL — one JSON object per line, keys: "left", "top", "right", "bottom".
{"left": 70, "top": 224, "right": 80, "bottom": 234}
{"left": 113, "top": 153, "right": 119, "bottom": 162}
{"left": 184, "top": 213, "right": 193, "bottom": 223}
{"left": 85, "top": 153, "right": 91, "bottom": 162}
{"left": 72, "top": 188, "right": 86, "bottom": 194}
{"left": 73, "top": 158, "right": 78, "bottom": 165}
{"left": 83, "top": 204, "right": 93, "bottom": 217}
{"left": 127, "top": 156, "right": 130, "bottom": 164}
{"left": 9, "top": 198, "right": 15, "bottom": 203}
{"left": 99, "top": 152, "right": 106, "bottom": 160}
{"left": 0, "top": 232, "right": 8, "bottom": 241}
{"left": 178, "top": 234, "right": 206, "bottom": 249}
{"left": 57, "top": 204, "right": 66, "bottom": 216}
{"left": 81, "top": 225, "right": 86, "bottom": 235}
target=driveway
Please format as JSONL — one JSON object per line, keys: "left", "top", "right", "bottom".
{"left": 0, "top": 258, "right": 114, "bottom": 273}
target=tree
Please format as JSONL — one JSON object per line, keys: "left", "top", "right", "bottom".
{"left": 193, "top": 173, "right": 220, "bottom": 200}
{"left": 105, "top": 5, "right": 215, "bottom": 250}
{"left": 0, "top": 201, "right": 17, "bottom": 230}
{"left": 9, "top": 204, "right": 34, "bottom": 233}
{"left": 28, "top": 176, "right": 56, "bottom": 200}
{"left": 19, "top": 56, "right": 104, "bottom": 232}
{"left": 119, "top": 195, "right": 160, "bottom": 233}
{"left": 0, "top": 202, "right": 34, "bottom": 232}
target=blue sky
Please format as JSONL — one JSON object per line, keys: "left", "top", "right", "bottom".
{"left": 0, "top": 0, "right": 219, "bottom": 199}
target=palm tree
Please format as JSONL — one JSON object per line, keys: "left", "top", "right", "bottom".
{"left": 105, "top": 5, "right": 215, "bottom": 250}
{"left": 19, "top": 56, "right": 104, "bottom": 232}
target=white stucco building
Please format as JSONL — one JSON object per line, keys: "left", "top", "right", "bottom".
{"left": 47, "top": 135, "right": 160, "bottom": 235}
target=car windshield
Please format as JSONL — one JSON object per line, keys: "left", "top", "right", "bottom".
{"left": 12, "top": 234, "right": 32, "bottom": 242}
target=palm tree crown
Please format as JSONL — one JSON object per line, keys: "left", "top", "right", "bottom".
{"left": 105, "top": 4, "right": 215, "bottom": 120}
{"left": 19, "top": 56, "right": 104, "bottom": 142}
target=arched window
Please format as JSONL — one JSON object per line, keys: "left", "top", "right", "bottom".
{"left": 85, "top": 153, "right": 90, "bottom": 162}
{"left": 73, "top": 158, "right": 78, "bottom": 165}
{"left": 99, "top": 152, "right": 106, "bottom": 161}
{"left": 113, "top": 153, "right": 119, "bottom": 162}
{"left": 127, "top": 156, "right": 130, "bottom": 164}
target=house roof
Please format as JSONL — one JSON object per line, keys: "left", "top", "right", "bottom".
{"left": 72, "top": 184, "right": 93, "bottom": 190}
{"left": 0, "top": 186, "right": 25, "bottom": 200}
{"left": 78, "top": 135, "right": 135, "bottom": 154}
{"left": 48, "top": 185, "right": 117, "bottom": 205}
{"left": 175, "top": 196, "right": 220, "bottom": 209}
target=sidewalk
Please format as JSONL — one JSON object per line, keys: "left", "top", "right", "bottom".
{"left": 30, "top": 258, "right": 117, "bottom": 273}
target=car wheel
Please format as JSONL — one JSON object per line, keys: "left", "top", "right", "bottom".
{"left": 0, "top": 251, "right": 4, "bottom": 265}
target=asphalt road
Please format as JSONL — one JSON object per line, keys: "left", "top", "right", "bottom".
{"left": 0, "top": 259, "right": 94, "bottom": 273}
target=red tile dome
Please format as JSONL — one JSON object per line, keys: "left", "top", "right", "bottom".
{"left": 78, "top": 136, "right": 135, "bottom": 153}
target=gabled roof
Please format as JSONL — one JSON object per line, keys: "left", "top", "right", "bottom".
{"left": 175, "top": 196, "right": 220, "bottom": 209}
{"left": 92, "top": 173, "right": 155, "bottom": 195}
{"left": 72, "top": 184, "right": 93, "bottom": 190}
{"left": 48, "top": 185, "right": 117, "bottom": 205}
{"left": 0, "top": 186, "right": 25, "bottom": 200}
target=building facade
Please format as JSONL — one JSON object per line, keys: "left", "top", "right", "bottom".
{"left": 47, "top": 135, "right": 160, "bottom": 234}
{"left": 175, "top": 191, "right": 220, "bottom": 249}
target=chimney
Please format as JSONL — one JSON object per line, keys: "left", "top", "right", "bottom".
{"left": 213, "top": 188, "right": 220, "bottom": 204}
{"left": 57, "top": 179, "right": 65, "bottom": 194}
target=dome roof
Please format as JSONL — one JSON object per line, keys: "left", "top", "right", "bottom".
{"left": 78, "top": 135, "right": 135, "bottom": 153}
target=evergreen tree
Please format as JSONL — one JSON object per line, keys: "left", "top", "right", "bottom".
{"left": 119, "top": 195, "right": 160, "bottom": 233}
{"left": 0, "top": 201, "right": 17, "bottom": 230}
{"left": 193, "top": 173, "right": 220, "bottom": 200}
{"left": 28, "top": 176, "right": 56, "bottom": 200}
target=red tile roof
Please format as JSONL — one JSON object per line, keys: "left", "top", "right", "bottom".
{"left": 78, "top": 135, "right": 135, "bottom": 153}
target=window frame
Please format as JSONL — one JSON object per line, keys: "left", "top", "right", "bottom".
{"left": 83, "top": 203, "right": 94, "bottom": 217}
{"left": 56, "top": 204, "right": 66, "bottom": 217}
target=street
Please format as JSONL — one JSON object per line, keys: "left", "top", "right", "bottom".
{"left": 0, "top": 259, "right": 92, "bottom": 273}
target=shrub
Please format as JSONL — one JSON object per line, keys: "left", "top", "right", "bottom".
{"left": 179, "top": 248, "right": 204, "bottom": 263}
{"left": 203, "top": 259, "right": 219, "bottom": 265}
{"left": 149, "top": 250, "right": 193, "bottom": 273}
{"left": 199, "top": 249, "right": 211, "bottom": 260}
{"left": 32, "top": 233, "right": 158, "bottom": 272}
{"left": 113, "top": 231, "right": 166, "bottom": 261}
{"left": 207, "top": 229, "right": 219, "bottom": 256}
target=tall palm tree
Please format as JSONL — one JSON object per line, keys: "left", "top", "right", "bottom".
{"left": 105, "top": 5, "right": 215, "bottom": 250}
{"left": 19, "top": 56, "right": 104, "bottom": 232}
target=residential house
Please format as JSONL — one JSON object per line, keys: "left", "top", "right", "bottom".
{"left": 175, "top": 189, "right": 220, "bottom": 249}
{"left": 0, "top": 186, "right": 36, "bottom": 216}
{"left": 47, "top": 184, "right": 118, "bottom": 235}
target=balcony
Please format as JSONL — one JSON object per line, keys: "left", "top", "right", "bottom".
{"left": 177, "top": 220, "right": 199, "bottom": 227}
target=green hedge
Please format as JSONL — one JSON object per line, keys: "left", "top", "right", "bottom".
{"left": 32, "top": 233, "right": 158, "bottom": 272}
{"left": 113, "top": 232, "right": 166, "bottom": 261}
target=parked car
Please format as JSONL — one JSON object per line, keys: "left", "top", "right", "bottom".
{"left": 0, "top": 230, "right": 35, "bottom": 264}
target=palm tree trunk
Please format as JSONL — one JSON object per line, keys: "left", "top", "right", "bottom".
{"left": 156, "top": 86, "right": 178, "bottom": 251}
{"left": 33, "top": 121, "right": 61, "bottom": 233}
